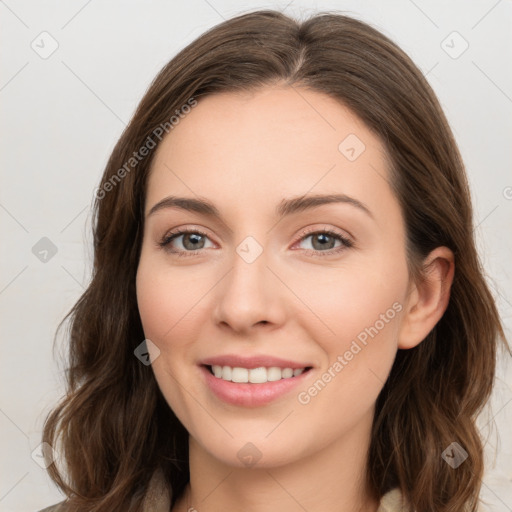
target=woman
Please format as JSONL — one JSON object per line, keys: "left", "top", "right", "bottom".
{"left": 39, "top": 9, "right": 506, "bottom": 512}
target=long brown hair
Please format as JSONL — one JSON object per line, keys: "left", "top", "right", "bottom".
{"left": 42, "top": 9, "right": 507, "bottom": 511}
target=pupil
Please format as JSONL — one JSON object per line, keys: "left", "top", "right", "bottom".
{"left": 313, "top": 233, "right": 334, "bottom": 250}
{"left": 184, "top": 233, "right": 204, "bottom": 250}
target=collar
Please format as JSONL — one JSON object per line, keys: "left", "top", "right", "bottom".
{"left": 142, "top": 469, "right": 406, "bottom": 512}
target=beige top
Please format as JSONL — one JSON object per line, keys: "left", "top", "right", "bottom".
{"left": 39, "top": 469, "right": 407, "bottom": 511}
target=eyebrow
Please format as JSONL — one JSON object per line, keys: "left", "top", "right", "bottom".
{"left": 147, "top": 193, "right": 373, "bottom": 220}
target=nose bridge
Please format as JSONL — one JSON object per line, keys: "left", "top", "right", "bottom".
{"left": 213, "top": 236, "right": 282, "bottom": 331}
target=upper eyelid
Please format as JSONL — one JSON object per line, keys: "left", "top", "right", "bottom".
{"left": 162, "top": 226, "right": 349, "bottom": 240}
{"left": 161, "top": 227, "right": 213, "bottom": 245}
{"left": 296, "top": 225, "right": 352, "bottom": 240}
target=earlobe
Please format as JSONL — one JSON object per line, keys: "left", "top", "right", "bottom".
{"left": 397, "top": 247, "right": 455, "bottom": 350}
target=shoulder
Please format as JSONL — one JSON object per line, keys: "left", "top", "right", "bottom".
{"left": 378, "top": 488, "right": 407, "bottom": 512}
{"left": 377, "top": 488, "right": 487, "bottom": 512}
{"left": 37, "top": 500, "right": 68, "bottom": 512}
{"left": 36, "top": 468, "right": 169, "bottom": 512}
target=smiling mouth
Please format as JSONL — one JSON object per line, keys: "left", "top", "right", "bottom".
{"left": 206, "top": 364, "right": 312, "bottom": 384}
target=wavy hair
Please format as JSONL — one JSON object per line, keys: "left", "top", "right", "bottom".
{"left": 42, "top": 9, "right": 507, "bottom": 511}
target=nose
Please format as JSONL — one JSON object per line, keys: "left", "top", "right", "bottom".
{"left": 212, "top": 245, "right": 286, "bottom": 335}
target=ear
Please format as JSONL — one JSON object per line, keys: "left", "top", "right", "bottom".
{"left": 398, "top": 246, "right": 455, "bottom": 350}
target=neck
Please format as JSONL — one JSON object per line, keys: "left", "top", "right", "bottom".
{"left": 172, "top": 414, "right": 379, "bottom": 512}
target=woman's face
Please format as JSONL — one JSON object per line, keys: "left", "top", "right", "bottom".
{"left": 136, "top": 85, "right": 412, "bottom": 468}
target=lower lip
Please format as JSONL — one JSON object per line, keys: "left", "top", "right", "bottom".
{"left": 201, "top": 365, "right": 310, "bottom": 407}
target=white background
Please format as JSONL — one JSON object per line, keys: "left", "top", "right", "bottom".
{"left": 0, "top": 1, "right": 511, "bottom": 511}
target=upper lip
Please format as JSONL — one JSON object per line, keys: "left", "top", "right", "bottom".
{"left": 201, "top": 354, "right": 312, "bottom": 370}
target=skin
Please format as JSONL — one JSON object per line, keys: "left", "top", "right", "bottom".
{"left": 136, "top": 85, "right": 454, "bottom": 512}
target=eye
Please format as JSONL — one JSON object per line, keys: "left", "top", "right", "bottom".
{"left": 158, "top": 226, "right": 353, "bottom": 257}
{"left": 158, "top": 228, "right": 214, "bottom": 256}
{"left": 295, "top": 228, "right": 353, "bottom": 256}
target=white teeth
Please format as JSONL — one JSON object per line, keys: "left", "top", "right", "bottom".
{"left": 210, "top": 365, "right": 307, "bottom": 383}
{"left": 267, "top": 367, "right": 282, "bottom": 382}
{"left": 281, "top": 368, "right": 293, "bottom": 379}
{"left": 231, "top": 367, "right": 249, "bottom": 383}
{"left": 248, "top": 367, "right": 267, "bottom": 383}
{"left": 221, "top": 365, "right": 232, "bottom": 380}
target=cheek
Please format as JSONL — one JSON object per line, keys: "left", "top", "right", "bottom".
{"left": 290, "top": 257, "right": 406, "bottom": 341}
{"left": 291, "top": 268, "right": 404, "bottom": 434}
{"left": 135, "top": 259, "right": 203, "bottom": 416}
{"left": 135, "top": 258, "right": 200, "bottom": 351}
{"left": 286, "top": 255, "right": 408, "bottom": 401}
{"left": 136, "top": 262, "right": 169, "bottom": 341}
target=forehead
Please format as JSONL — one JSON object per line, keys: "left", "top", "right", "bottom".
{"left": 145, "top": 85, "right": 395, "bottom": 222}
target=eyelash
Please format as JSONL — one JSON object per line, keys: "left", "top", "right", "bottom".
{"left": 158, "top": 228, "right": 211, "bottom": 258}
{"left": 158, "top": 227, "right": 354, "bottom": 258}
